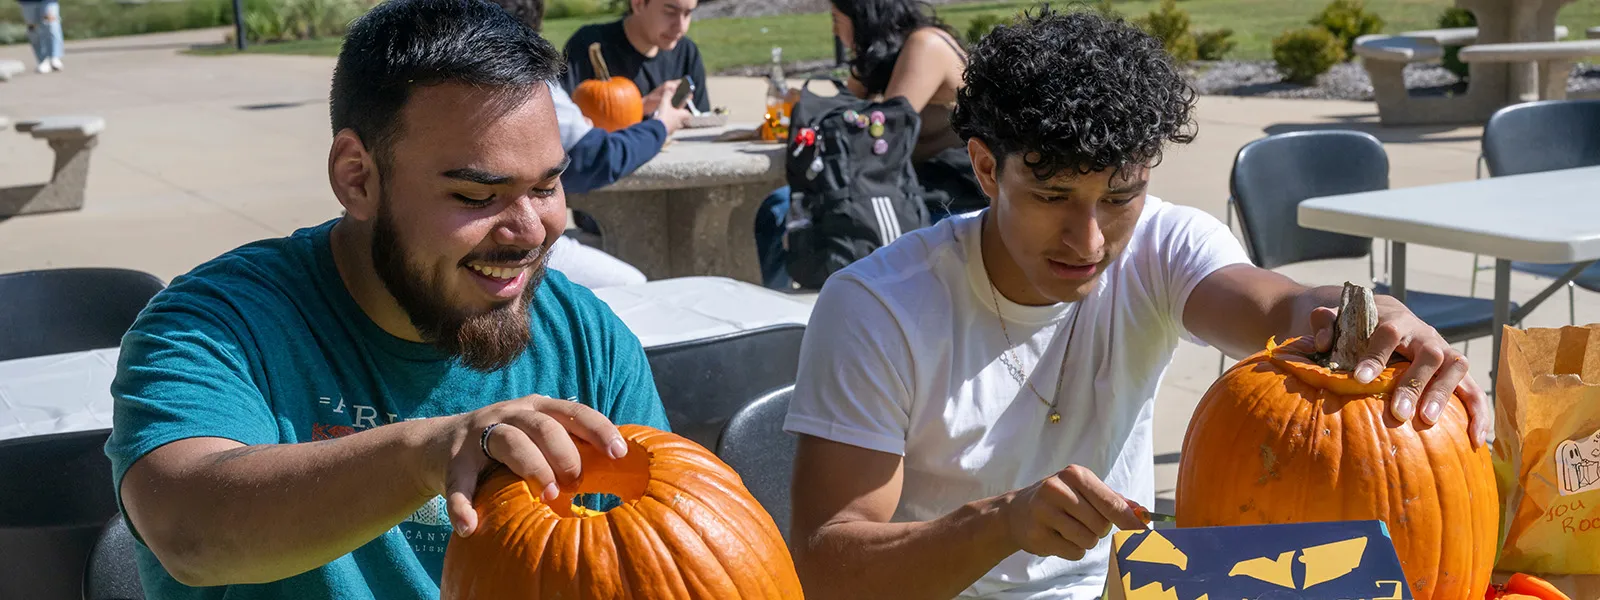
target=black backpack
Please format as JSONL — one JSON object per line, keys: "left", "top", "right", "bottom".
{"left": 782, "top": 78, "right": 930, "bottom": 290}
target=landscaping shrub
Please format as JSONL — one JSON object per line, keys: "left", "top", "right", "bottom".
{"left": 1135, "top": 0, "right": 1197, "bottom": 62}
{"left": 1438, "top": 6, "right": 1476, "bottom": 80}
{"left": 964, "top": 13, "right": 1011, "bottom": 46}
{"left": 1094, "top": 0, "right": 1119, "bottom": 19}
{"left": 242, "top": 0, "right": 365, "bottom": 43}
{"left": 546, "top": 0, "right": 615, "bottom": 19}
{"left": 1308, "top": 0, "right": 1384, "bottom": 59}
{"left": 1195, "top": 27, "right": 1235, "bottom": 60}
{"left": 0, "top": 21, "right": 27, "bottom": 45}
{"left": 1272, "top": 26, "right": 1345, "bottom": 84}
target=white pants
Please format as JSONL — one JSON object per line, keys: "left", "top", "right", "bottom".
{"left": 548, "top": 235, "right": 646, "bottom": 289}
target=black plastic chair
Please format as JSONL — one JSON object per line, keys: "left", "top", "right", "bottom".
{"left": 0, "top": 267, "right": 166, "bottom": 361}
{"left": 1475, "top": 99, "right": 1600, "bottom": 323}
{"left": 715, "top": 385, "right": 797, "bottom": 543}
{"left": 645, "top": 324, "right": 806, "bottom": 450}
{"left": 1229, "top": 130, "right": 1509, "bottom": 343}
{"left": 84, "top": 515, "right": 144, "bottom": 600}
{"left": 0, "top": 428, "right": 119, "bottom": 600}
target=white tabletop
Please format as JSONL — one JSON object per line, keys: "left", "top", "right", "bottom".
{"left": 0, "top": 276, "right": 812, "bottom": 441}
{"left": 0, "top": 347, "right": 119, "bottom": 441}
{"left": 1298, "top": 165, "right": 1600, "bottom": 264}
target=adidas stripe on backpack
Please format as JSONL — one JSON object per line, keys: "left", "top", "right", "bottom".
{"left": 782, "top": 78, "right": 930, "bottom": 290}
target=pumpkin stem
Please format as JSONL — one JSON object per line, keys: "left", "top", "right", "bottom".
{"left": 588, "top": 42, "right": 612, "bottom": 81}
{"left": 1325, "top": 282, "right": 1377, "bottom": 371}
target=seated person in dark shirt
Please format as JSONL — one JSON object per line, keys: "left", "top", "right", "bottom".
{"left": 561, "top": 0, "right": 710, "bottom": 118}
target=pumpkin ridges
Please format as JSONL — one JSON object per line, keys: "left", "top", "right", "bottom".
{"left": 608, "top": 502, "right": 688, "bottom": 599}
{"left": 635, "top": 495, "right": 736, "bottom": 598}
{"left": 647, "top": 472, "right": 790, "bottom": 598}
{"left": 646, "top": 474, "right": 771, "bottom": 595}
{"left": 578, "top": 512, "right": 623, "bottom": 598}
{"left": 650, "top": 465, "right": 782, "bottom": 547}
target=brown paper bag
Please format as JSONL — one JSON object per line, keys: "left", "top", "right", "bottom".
{"left": 1494, "top": 324, "right": 1600, "bottom": 575}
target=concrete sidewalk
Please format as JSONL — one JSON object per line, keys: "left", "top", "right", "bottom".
{"left": 3, "top": 28, "right": 1596, "bottom": 511}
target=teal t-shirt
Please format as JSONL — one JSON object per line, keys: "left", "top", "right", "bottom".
{"left": 104, "top": 219, "right": 669, "bottom": 599}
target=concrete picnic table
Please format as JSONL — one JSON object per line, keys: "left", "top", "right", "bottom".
{"left": 565, "top": 123, "right": 786, "bottom": 285}
{"left": 1297, "top": 165, "right": 1600, "bottom": 391}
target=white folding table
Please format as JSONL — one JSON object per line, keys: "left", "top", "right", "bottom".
{"left": 0, "top": 276, "right": 813, "bottom": 442}
{"left": 1298, "top": 165, "right": 1600, "bottom": 387}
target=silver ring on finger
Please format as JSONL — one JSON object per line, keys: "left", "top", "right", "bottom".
{"left": 480, "top": 423, "right": 504, "bottom": 462}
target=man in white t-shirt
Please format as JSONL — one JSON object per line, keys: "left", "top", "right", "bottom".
{"left": 783, "top": 8, "right": 1493, "bottom": 600}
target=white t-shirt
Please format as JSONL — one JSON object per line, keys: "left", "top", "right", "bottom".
{"left": 783, "top": 196, "right": 1252, "bottom": 600}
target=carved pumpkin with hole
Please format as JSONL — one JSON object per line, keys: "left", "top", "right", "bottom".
{"left": 1176, "top": 285, "right": 1497, "bottom": 600}
{"left": 439, "top": 424, "right": 802, "bottom": 599}
{"left": 573, "top": 42, "right": 643, "bottom": 132}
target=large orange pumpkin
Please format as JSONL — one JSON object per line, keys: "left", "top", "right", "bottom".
{"left": 1176, "top": 328, "right": 1498, "bottom": 600}
{"left": 440, "top": 424, "right": 802, "bottom": 599}
{"left": 573, "top": 42, "right": 643, "bottom": 132}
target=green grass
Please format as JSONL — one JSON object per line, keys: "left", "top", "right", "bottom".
{"left": 183, "top": 0, "right": 1600, "bottom": 66}
{"left": 0, "top": 0, "right": 235, "bottom": 43}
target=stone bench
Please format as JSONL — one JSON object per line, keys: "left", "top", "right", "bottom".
{"left": 1460, "top": 40, "right": 1600, "bottom": 100}
{"left": 2, "top": 116, "right": 106, "bottom": 218}
{"left": 0, "top": 60, "right": 22, "bottom": 82}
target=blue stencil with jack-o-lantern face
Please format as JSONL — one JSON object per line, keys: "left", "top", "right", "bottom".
{"left": 1107, "top": 520, "right": 1413, "bottom": 600}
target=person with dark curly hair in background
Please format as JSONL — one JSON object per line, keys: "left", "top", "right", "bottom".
{"left": 782, "top": 7, "right": 1492, "bottom": 599}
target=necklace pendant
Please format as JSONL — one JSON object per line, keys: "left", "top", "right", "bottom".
{"left": 1048, "top": 411, "right": 1061, "bottom": 424}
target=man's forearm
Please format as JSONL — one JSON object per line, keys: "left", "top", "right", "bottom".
{"left": 125, "top": 418, "right": 448, "bottom": 587}
{"left": 795, "top": 495, "right": 1015, "bottom": 599}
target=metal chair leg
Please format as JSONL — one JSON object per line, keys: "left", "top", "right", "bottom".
{"left": 1570, "top": 282, "right": 1577, "bottom": 325}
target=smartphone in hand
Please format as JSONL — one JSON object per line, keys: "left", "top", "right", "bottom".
{"left": 671, "top": 76, "right": 696, "bottom": 111}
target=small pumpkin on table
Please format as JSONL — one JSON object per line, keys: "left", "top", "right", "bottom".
{"left": 573, "top": 42, "right": 643, "bottom": 132}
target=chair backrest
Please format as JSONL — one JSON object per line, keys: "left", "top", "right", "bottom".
{"left": 1483, "top": 99, "right": 1600, "bottom": 177}
{"left": 0, "top": 268, "right": 166, "bottom": 361}
{"left": 85, "top": 515, "right": 145, "bottom": 600}
{"left": 0, "top": 428, "right": 119, "bottom": 600}
{"left": 1229, "top": 130, "right": 1387, "bottom": 269}
{"left": 715, "top": 385, "right": 797, "bottom": 543}
{"left": 645, "top": 324, "right": 806, "bottom": 450}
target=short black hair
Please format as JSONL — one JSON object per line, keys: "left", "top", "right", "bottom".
{"left": 330, "top": 0, "right": 564, "bottom": 168}
{"left": 951, "top": 6, "right": 1196, "bottom": 180}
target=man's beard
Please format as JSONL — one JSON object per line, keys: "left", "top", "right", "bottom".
{"left": 370, "top": 197, "right": 549, "bottom": 372}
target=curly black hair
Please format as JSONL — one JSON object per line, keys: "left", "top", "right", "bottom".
{"left": 950, "top": 5, "right": 1196, "bottom": 180}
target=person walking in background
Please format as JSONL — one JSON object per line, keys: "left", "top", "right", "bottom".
{"left": 754, "top": 0, "right": 981, "bottom": 290}
{"left": 18, "top": 0, "right": 64, "bottom": 74}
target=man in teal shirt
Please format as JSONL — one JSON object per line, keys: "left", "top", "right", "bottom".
{"left": 104, "top": 0, "right": 669, "bottom": 596}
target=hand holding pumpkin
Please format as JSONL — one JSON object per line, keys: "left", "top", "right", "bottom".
{"left": 422, "top": 394, "right": 630, "bottom": 538}
{"left": 1002, "top": 464, "right": 1146, "bottom": 561}
{"left": 1307, "top": 295, "right": 1492, "bottom": 447}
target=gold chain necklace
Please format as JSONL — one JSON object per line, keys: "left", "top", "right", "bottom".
{"left": 987, "top": 278, "right": 1082, "bottom": 424}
